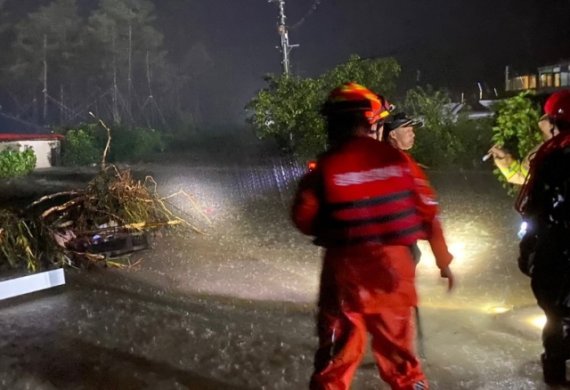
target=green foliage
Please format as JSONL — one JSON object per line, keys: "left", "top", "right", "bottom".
{"left": 491, "top": 92, "right": 542, "bottom": 160}
{"left": 61, "top": 128, "right": 101, "bottom": 166}
{"left": 247, "top": 74, "right": 325, "bottom": 156}
{"left": 404, "top": 86, "right": 463, "bottom": 168}
{"left": 0, "top": 210, "right": 40, "bottom": 271}
{"left": 491, "top": 92, "right": 542, "bottom": 192}
{"left": 248, "top": 68, "right": 498, "bottom": 168}
{"left": 0, "top": 147, "right": 37, "bottom": 178}
{"left": 87, "top": 0, "right": 166, "bottom": 83}
{"left": 10, "top": 0, "right": 82, "bottom": 88}
{"left": 3, "top": 0, "right": 175, "bottom": 127}
{"left": 247, "top": 55, "right": 401, "bottom": 157}
{"left": 61, "top": 123, "right": 165, "bottom": 165}
{"left": 453, "top": 117, "right": 494, "bottom": 169}
{"left": 110, "top": 127, "right": 165, "bottom": 162}
{"left": 320, "top": 55, "right": 401, "bottom": 97}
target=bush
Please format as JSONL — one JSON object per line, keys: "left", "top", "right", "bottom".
{"left": 405, "top": 87, "right": 462, "bottom": 168}
{"left": 60, "top": 123, "right": 165, "bottom": 165}
{"left": 453, "top": 117, "right": 494, "bottom": 169}
{"left": 490, "top": 92, "right": 541, "bottom": 193}
{"left": 491, "top": 92, "right": 541, "bottom": 160}
{"left": 0, "top": 147, "right": 37, "bottom": 178}
{"left": 61, "top": 128, "right": 101, "bottom": 166}
{"left": 110, "top": 127, "right": 165, "bottom": 162}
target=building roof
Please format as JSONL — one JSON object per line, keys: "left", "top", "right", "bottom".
{"left": 0, "top": 133, "right": 63, "bottom": 141}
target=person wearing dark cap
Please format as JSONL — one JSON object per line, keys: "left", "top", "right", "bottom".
{"left": 380, "top": 112, "right": 454, "bottom": 278}
{"left": 382, "top": 112, "right": 423, "bottom": 150}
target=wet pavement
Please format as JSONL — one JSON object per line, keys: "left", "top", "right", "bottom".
{"left": 0, "top": 154, "right": 560, "bottom": 389}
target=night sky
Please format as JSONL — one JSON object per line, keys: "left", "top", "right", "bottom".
{"left": 154, "top": 0, "right": 570, "bottom": 121}
{"left": 3, "top": 0, "right": 570, "bottom": 123}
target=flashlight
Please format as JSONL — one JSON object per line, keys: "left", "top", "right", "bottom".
{"left": 518, "top": 221, "right": 529, "bottom": 239}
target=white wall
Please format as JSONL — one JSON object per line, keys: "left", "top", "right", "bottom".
{"left": 0, "top": 140, "right": 61, "bottom": 169}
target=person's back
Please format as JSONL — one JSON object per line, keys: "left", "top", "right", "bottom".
{"left": 307, "top": 136, "right": 430, "bottom": 312}
{"left": 316, "top": 136, "right": 429, "bottom": 246}
{"left": 292, "top": 82, "right": 453, "bottom": 390}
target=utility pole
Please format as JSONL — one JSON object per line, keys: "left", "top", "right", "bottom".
{"left": 127, "top": 23, "right": 133, "bottom": 122}
{"left": 269, "top": 0, "right": 299, "bottom": 75}
{"left": 42, "top": 34, "right": 48, "bottom": 123}
{"left": 112, "top": 32, "right": 120, "bottom": 124}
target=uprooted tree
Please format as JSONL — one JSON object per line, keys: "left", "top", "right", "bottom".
{"left": 0, "top": 118, "right": 207, "bottom": 272}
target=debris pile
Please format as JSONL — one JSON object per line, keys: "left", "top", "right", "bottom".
{"left": 0, "top": 165, "right": 204, "bottom": 271}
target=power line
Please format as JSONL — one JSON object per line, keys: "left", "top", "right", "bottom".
{"left": 290, "top": 0, "right": 323, "bottom": 30}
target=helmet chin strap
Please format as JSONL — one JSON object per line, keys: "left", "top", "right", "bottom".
{"left": 549, "top": 120, "right": 560, "bottom": 137}
{"left": 369, "top": 122, "right": 384, "bottom": 141}
{"left": 373, "top": 127, "right": 384, "bottom": 140}
{"left": 366, "top": 127, "right": 377, "bottom": 140}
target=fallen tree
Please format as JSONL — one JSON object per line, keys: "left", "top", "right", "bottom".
{"left": 0, "top": 116, "right": 206, "bottom": 272}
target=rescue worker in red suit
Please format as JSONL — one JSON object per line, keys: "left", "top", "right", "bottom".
{"left": 381, "top": 112, "right": 454, "bottom": 268}
{"left": 516, "top": 89, "right": 570, "bottom": 385}
{"left": 292, "top": 82, "right": 454, "bottom": 390}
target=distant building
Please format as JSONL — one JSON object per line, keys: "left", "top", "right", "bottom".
{"left": 443, "top": 100, "right": 496, "bottom": 122}
{"left": 0, "top": 113, "right": 62, "bottom": 169}
{"left": 505, "top": 61, "right": 570, "bottom": 93}
{"left": 0, "top": 133, "right": 63, "bottom": 169}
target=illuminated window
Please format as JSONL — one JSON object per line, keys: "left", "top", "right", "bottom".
{"left": 555, "top": 73, "right": 561, "bottom": 87}
{"left": 560, "top": 72, "right": 570, "bottom": 87}
{"left": 540, "top": 73, "right": 554, "bottom": 88}
{"left": 530, "top": 75, "right": 537, "bottom": 89}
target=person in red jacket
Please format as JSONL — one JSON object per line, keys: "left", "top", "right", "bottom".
{"left": 292, "top": 82, "right": 454, "bottom": 390}
{"left": 382, "top": 112, "right": 454, "bottom": 271}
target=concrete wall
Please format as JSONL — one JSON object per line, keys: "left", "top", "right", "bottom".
{"left": 0, "top": 140, "right": 61, "bottom": 169}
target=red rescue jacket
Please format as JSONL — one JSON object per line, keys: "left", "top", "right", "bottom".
{"left": 294, "top": 137, "right": 431, "bottom": 247}
{"left": 292, "top": 137, "right": 442, "bottom": 311}
{"left": 402, "top": 152, "right": 453, "bottom": 270}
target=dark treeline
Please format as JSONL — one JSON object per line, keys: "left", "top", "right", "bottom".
{"left": 0, "top": 0, "right": 195, "bottom": 131}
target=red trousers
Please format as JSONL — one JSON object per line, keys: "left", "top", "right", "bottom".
{"left": 310, "top": 306, "right": 428, "bottom": 390}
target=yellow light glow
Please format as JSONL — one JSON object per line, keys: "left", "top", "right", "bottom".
{"left": 528, "top": 314, "right": 547, "bottom": 330}
{"left": 448, "top": 241, "right": 466, "bottom": 260}
{"left": 486, "top": 305, "right": 512, "bottom": 314}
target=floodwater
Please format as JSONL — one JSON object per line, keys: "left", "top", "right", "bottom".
{"left": 0, "top": 149, "right": 557, "bottom": 389}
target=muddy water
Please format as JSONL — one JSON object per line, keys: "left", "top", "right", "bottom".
{"left": 0, "top": 161, "right": 548, "bottom": 390}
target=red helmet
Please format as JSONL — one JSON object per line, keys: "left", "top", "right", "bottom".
{"left": 323, "top": 82, "right": 391, "bottom": 124}
{"left": 544, "top": 90, "right": 570, "bottom": 126}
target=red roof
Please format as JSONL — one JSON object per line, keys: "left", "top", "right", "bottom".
{"left": 0, "top": 133, "right": 64, "bottom": 141}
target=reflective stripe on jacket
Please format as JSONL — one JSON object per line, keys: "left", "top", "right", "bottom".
{"left": 311, "top": 137, "right": 428, "bottom": 247}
